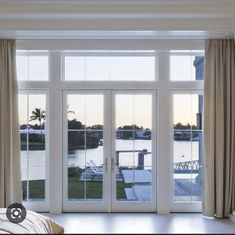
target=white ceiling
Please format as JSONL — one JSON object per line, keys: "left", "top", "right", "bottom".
{"left": 0, "top": 0, "right": 234, "bottom": 39}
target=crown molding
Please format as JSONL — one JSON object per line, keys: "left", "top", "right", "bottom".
{"left": 15, "top": 39, "right": 205, "bottom": 51}
{"left": 0, "top": 13, "right": 235, "bottom": 20}
{"left": 0, "top": 30, "right": 229, "bottom": 40}
{"left": 0, "top": 0, "right": 235, "bottom": 14}
{"left": 0, "top": 18, "right": 234, "bottom": 31}
{"left": 0, "top": 0, "right": 234, "bottom": 38}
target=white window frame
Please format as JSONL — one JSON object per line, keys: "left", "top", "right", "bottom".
{"left": 17, "top": 39, "right": 204, "bottom": 214}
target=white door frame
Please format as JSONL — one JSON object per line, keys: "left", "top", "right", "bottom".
{"left": 62, "top": 89, "right": 157, "bottom": 212}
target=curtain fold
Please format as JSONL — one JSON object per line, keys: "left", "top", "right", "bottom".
{"left": 203, "top": 39, "right": 235, "bottom": 218}
{"left": 0, "top": 39, "right": 21, "bottom": 207}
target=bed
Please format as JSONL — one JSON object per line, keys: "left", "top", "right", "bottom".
{"left": 0, "top": 209, "right": 64, "bottom": 234}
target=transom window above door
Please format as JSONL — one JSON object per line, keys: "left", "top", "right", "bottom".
{"left": 63, "top": 50, "right": 156, "bottom": 81}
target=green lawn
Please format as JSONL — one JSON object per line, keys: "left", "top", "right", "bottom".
{"left": 22, "top": 167, "right": 131, "bottom": 201}
{"left": 21, "top": 141, "right": 45, "bottom": 150}
{"left": 22, "top": 180, "right": 45, "bottom": 200}
{"left": 68, "top": 177, "right": 129, "bottom": 200}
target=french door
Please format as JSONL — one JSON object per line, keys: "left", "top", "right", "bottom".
{"left": 63, "top": 90, "right": 156, "bottom": 212}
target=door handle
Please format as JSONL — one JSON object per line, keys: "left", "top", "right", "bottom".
{"left": 111, "top": 157, "right": 115, "bottom": 172}
{"left": 104, "top": 158, "right": 108, "bottom": 173}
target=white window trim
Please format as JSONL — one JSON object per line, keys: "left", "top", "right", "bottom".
{"left": 17, "top": 39, "right": 204, "bottom": 214}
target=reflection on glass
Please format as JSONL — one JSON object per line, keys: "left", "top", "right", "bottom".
{"left": 173, "top": 94, "right": 203, "bottom": 202}
{"left": 19, "top": 94, "right": 46, "bottom": 201}
{"left": 115, "top": 94, "right": 152, "bottom": 202}
{"left": 67, "top": 94, "right": 104, "bottom": 201}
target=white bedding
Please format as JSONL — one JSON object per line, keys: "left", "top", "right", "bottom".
{"left": 0, "top": 209, "right": 64, "bottom": 234}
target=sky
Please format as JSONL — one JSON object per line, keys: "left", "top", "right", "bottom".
{"left": 65, "top": 56, "right": 155, "bottom": 81}
{"left": 67, "top": 94, "right": 152, "bottom": 129}
{"left": 173, "top": 94, "right": 199, "bottom": 126}
{"left": 19, "top": 94, "right": 46, "bottom": 126}
{"left": 17, "top": 52, "right": 201, "bottom": 128}
{"left": 19, "top": 93, "right": 199, "bottom": 129}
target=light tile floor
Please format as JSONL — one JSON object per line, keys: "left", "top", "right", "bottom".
{"left": 46, "top": 213, "right": 235, "bottom": 234}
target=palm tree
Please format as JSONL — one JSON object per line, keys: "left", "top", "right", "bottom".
{"left": 30, "top": 108, "right": 45, "bottom": 127}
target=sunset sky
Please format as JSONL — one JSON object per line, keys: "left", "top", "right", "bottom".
{"left": 19, "top": 93, "right": 199, "bottom": 129}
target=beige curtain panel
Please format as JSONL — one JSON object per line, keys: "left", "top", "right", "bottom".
{"left": 203, "top": 39, "right": 235, "bottom": 218}
{"left": 0, "top": 39, "right": 21, "bottom": 207}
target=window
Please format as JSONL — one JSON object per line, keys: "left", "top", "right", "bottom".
{"left": 173, "top": 94, "right": 203, "bottom": 202}
{"left": 171, "top": 50, "right": 204, "bottom": 210}
{"left": 67, "top": 94, "right": 104, "bottom": 200}
{"left": 64, "top": 51, "right": 155, "bottom": 81}
{"left": 16, "top": 51, "right": 49, "bottom": 81}
{"left": 16, "top": 43, "right": 204, "bottom": 213}
{"left": 115, "top": 94, "right": 152, "bottom": 202}
{"left": 19, "top": 93, "right": 47, "bottom": 202}
{"left": 170, "top": 50, "right": 204, "bottom": 81}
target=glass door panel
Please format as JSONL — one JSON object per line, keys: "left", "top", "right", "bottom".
{"left": 112, "top": 92, "right": 156, "bottom": 211}
{"left": 173, "top": 94, "right": 203, "bottom": 203}
{"left": 19, "top": 94, "right": 47, "bottom": 202}
{"left": 64, "top": 92, "right": 106, "bottom": 211}
{"left": 64, "top": 90, "right": 156, "bottom": 212}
